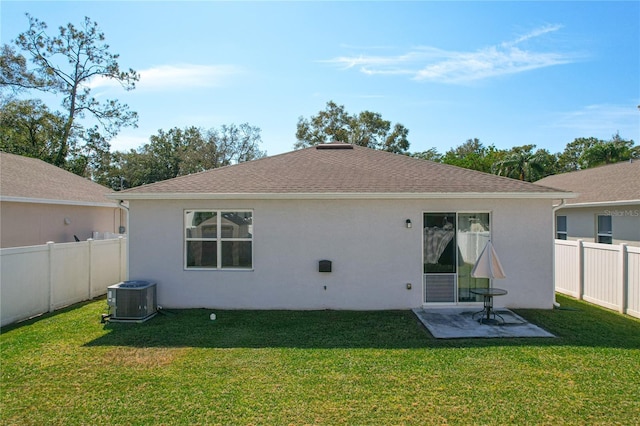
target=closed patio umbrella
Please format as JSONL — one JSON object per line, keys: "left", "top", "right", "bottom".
{"left": 471, "top": 240, "right": 506, "bottom": 280}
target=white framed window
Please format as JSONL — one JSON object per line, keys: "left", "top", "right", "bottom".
{"left": 185, "top": 210, "right": 253, "bottom": 269}
{"left": 556, "top": 215, "right": 567, "bottom": 240}
{"left": 596, "top": 215, "right": 612, "bottom": 244}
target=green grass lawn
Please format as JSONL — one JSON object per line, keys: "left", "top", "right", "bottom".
{"left": 2, "top": 294, "right": 639, "bottom": 425}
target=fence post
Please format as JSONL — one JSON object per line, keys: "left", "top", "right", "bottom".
{"left": 88, "top": 238, "right": 94, "bottom": 300}
{"left": 619, "top": 244, "right": 628, "bottom": 315}
{"left": 47, "top": 241, "right": 55, "bottom": 312}
{"left": 577, "top": 240, "right": 584, "bottom": 300}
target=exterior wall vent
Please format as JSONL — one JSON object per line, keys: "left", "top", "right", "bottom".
{"left": 316, "top": 143, "right": 353, "bottom": 150}
{"left": 424, "top": 275, "right": 456, "bottom": 303}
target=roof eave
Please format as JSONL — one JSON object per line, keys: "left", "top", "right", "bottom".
{"left": 558, "top": 199, "right": 640, "bottom": 209}
{"left": 0, "top": 196, "right": 117, "bottom": 208}
{"left": 107, "top": 191, "right": 576, "bottom": 201}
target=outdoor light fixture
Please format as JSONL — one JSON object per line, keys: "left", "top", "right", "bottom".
{"left": 406, "top": 219, "right": 412, "bottom": 228}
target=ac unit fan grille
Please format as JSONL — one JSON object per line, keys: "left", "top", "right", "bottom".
{"left": 107, "top": 281, "right": 157, "bottom": 320}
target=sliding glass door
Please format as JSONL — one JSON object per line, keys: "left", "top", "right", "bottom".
{"left": 456, "top": 213, "right": 490, "bottom": 302}
{"left": 423, "top": 212, "right": 490, "bottom": 304}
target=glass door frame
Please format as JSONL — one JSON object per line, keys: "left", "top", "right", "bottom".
{"left": 422, "top": 210, "right": 493, "bottom": 305}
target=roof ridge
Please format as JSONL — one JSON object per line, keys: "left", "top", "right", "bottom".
{"left": 346, "top": 145, "right": 563, "bottom": 191}
{"left": 538, "top": 159, "right": 639, "bottom": 180}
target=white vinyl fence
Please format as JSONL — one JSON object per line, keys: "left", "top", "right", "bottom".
{"left": 555, "top": 239, "right": 640, "bottom": 318}
{"left": 0, "top": 237, "right": 127, "bottom": 327}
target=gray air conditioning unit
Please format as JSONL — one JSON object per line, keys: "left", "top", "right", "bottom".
{"left": 107, "top": 281, "right": 157, "bottom": 322}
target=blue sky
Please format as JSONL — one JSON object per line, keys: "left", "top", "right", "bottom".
{"left": 2, "top": 1, "right": 639, "bottom": 157}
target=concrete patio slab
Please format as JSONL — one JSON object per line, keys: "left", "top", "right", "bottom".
{"left": 413, "top": 308, "right": 555, "bottom": 339}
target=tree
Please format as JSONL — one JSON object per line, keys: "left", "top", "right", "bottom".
{"left": 0, "top": 98, "right": 64, "bottom": 162}
{"left": 0, "top": 44, "right": 42, "bottom": 91}
{"left": 440, "top": 138, "right": 504, "bottom": 173}
{"left": 213, "top": 123, "right": 267, "bottom": 166}
{"left": 1, "top": 14, "right": 139, "bottom": 167}
{"left": 295, "top": 101, "right": 410, "bottom": 153}
{"left": 530, "top": 148, "right": 559, "bottom": 179}
{"left": 556, "top": 134, "right": 638, "bottom": 172}
{"left": 77, "top": 128, "right": 115, "bottom": 184}
{"left": 579, "top": 133, "right": 637, "bottom": 168}
{"left": 556, "top": 137, "right": 600, "bottom": 172}
{"left": 112, "top": 124, "right": 266, "bottom": 190}
{"left": 411, "top": 147, "right": 443, "bottom": 162}
{"left": 0, "top": 98, "right": 116, "bottom": 181}
{"left": 494, "top": 144, "right": 553, "bottom": 182}
{"left": 114, "top": 127, "right": 206, "bottom": 189}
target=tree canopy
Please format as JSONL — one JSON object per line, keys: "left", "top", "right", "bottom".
{"left": 0, "top": 98, "right": 64, "bottom": 162}
{"left": 579, "top": 133, "right": 638, "bottom": 168}
{"left": 554, "top": 133, "right": 637, "bottom": 172}
{"left": 416, "top": 133, "right": 637, "bottom": 183}
{"left": 439, "top": 138, "right": 504, "bottom": 174}
{"left": 110, "top": 124, "right": 266, "bottom": 190}
{"left": 295, "top": 101, "right": 410, "bottom": 153}
{"left": 1, "top": 14, "right": 138, "bottom": 169}
{"left": 493, "top": 144, "right": 555, "bottom": 181}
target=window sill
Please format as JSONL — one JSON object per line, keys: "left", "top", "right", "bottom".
{"left": 184, "top": 267, "right": 254, "bottom": 272}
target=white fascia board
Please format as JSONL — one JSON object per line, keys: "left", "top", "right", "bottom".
{"left": 107, "top": 191, "right": 576, "bottom": 201}
{"left": 559, "top": 199, "right": 640, "bottom": 209}
{"left": 0, "top": 196, "right": 118, "bottom": 208}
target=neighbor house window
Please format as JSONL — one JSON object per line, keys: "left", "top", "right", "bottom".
{"left": 185, "top": 210, "right": 253, "bottom": 269}
{"left": 596, "top": 215, "right": 612, "bottom": 244}
{"left": 556, "top": 215, "right": 567, "bottom": 240}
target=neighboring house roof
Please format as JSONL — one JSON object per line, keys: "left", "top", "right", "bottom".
{"left": 0, "top": 152, "right": 116, "bottom": 207}
{"left": 536, "top": 160, "right": 640, "bottom": 207}
{"left": 110, "top": 143, "right": 572, "bottom": 200}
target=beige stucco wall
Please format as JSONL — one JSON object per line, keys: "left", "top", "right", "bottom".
{"left": 127, "top": 197, "right": 555, "bottom": 310}
{"left": 556, "top": 205, "right": 640, "bottom": 247}
{"left": 0, "top": 201, "right": 123, "bottom": 248}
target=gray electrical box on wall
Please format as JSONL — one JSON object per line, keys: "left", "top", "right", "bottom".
{"left": 319, "top": 260, "right": 332, "bottom": 272}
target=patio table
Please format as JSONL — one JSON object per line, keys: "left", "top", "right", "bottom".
{"left": 470, "top": 287, "right": 508, "bottom": 325}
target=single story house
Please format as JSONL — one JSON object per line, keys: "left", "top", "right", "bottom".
{"left": 109, "top": 143, "right": 573, "bottom": 310}
{"left": 536, "top": 160, "right": 640, "bottom": 247}
{"left": 0, "top": 152, "right": 125, "bottom": 247}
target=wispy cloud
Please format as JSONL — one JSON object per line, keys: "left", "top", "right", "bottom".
{"left": 88, "top": 64, "right": 244, "bottom": 91}
{"left": 322, "top": 25, "right": 579, "bottom": 84}
{"left": 503, "top": 24, "right": 564, "bottom": 47}
{"left": 551, "top": 104, "right": 640, "bottom": 136}
{"left": 413, "top": 45, "right": 572, "bottom": 84}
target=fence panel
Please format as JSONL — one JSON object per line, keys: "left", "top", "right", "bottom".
{"left": 90, "top": 239, "right": 126, "bottom": 298}
{"left": 555, "top": 240, "right": 639, "bottom": 318}
{"left": 555, "top": 240, "right": 580, "bottom": 297}
{"left": 582, "top": 242, "right": 620, "bottom": 311}
{"left": 51, "top": 242, "right": 91, "bottom": 310}
{"left": 0, "top": 246, "right": 50, "bottom": 326}
{"left": 0, "top": 237, "right": 127, "bottom": 327}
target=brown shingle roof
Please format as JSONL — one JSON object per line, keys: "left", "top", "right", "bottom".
{"left": 0, "top": 152, "right": 116, "bottom": 205}
{"left": 114, "top": 144, "right": 569, "bottom": 199}
{"left": 535, "top": 160, "right": 640, "bottom": 205}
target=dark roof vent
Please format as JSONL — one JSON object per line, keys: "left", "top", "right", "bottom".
{"left": 316, "top": 142, "right": 354, "bottom": 150}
